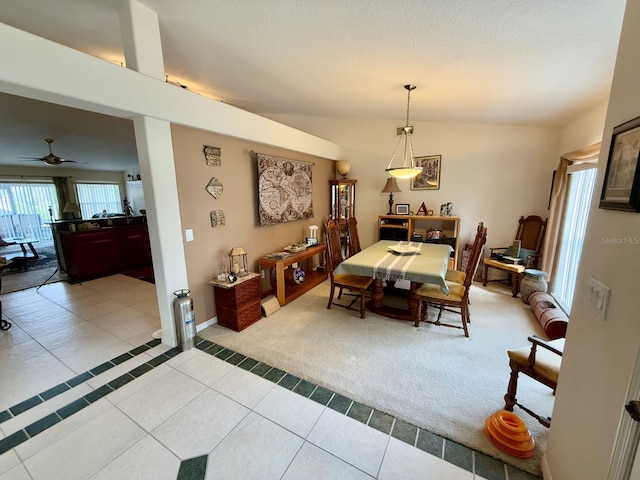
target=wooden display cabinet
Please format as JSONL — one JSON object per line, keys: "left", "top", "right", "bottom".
{"left": 329, "top": 179, "right": 356, "bottom": 256}
{"left": 329, "top": 179, "right": 357, "bottom": 226}
{"left": 209, "top": 273, "right": 262, "bottom": 331}
{"left": 378, "top": 215, "right": 461, "bottom": 269}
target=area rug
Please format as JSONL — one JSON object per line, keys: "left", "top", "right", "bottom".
{"left": 0, "top": 266, "right": 65, "bottom": 294}
{"left": 0, "top": 246, "right": 59, "bottom": 275}
{"left": 200, "top": 280, "right": 553, "bottom": 476}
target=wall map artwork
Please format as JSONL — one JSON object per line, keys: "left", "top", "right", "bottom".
{"left": 257, "top": 153, "right": 313, "bottom": 226}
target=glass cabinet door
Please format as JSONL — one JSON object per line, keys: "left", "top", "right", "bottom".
{"left": 329, "top": 179, "right": 357, "bottom": 225}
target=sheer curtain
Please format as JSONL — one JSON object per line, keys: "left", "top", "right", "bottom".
{"left": 552, "top": 167, "right": 598, "bottom": 311}
{"left": 541, "top": 142, "right": 600, "bottom": 310}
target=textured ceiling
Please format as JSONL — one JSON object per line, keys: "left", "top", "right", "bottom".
{"left": 0, "top": 0, "right": 627, "bottom": 171}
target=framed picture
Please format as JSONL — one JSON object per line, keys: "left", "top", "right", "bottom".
{"left": 600, "top": 116, "right": 640, "bottom": 211}
{"left": 411, "top": 155, "right": 441, "bottom": 190}
{"left": 395, "top": 203, "right": 410, "bottom": 215}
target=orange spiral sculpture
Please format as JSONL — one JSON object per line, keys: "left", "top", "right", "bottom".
{"left": 485, "top": 410, "right": 535, "bottom": 458}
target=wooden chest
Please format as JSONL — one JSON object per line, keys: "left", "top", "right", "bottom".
{"left": 212, "top": 274, "right": 261, "bottom": 331}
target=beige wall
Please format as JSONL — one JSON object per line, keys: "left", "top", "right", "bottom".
{"left": 267, "top": 114, "right": 561, "bottom": 264}
{"left": 546, "top": 0, "right": 640, "bottom": 478}
{"left": 171, "top": 124, "right": 334, "bottom": 327}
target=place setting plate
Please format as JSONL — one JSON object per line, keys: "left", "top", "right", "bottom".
{"left": 388, "top": 245, "right": 421, "bottom": 255}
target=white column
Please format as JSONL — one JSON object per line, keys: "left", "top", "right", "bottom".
{"left": 119, "top": 0, "right": 185, "bottom": 347}
{"left": 118, "top": 0, "right": 165, "bottom": 80}
{"left": 133, "top": 116, "right": 188, "bottom": 347}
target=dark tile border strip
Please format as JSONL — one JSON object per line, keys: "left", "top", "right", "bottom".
{"left": 0, "top": 340, "right": 176, "bottom": 456}
{"left": 0, "top": 339, "right": 160, "bottom": 424}
{"left": 195, "top": 336, "right": 542, "bottom": 480}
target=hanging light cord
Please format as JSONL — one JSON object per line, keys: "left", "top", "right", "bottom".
{"left": 387, "top": 84, "right": 417, "bottom": 171}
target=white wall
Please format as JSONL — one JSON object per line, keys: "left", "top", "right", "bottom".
{"left": 557, "top": 99, "right": 609, "bottom": 154}
{"left": 267, "top": 114, "right": 561, "bottom": 259}
{"left": 546, "top": 0, "right": 640, "bottom": 478}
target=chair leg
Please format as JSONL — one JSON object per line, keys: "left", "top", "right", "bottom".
{"left": 461, "top": 301, "right": 470, "bottom": 337}
{"left": 338, "top": 286, "right": 344, "bottom": 299}
{"left": 504, "top": 362, "right": 519, "bottom": 411}
{"left": 414, "top": 299, "right": 422, "bottom": 327}
{"left": 511, "top": 274, "right": 520, "bottom": 297}
{"left": 483, "top": 264, "right": 489, "bottom": 286}
{"left": 327, "top": 283, "right": 335, "bottom": 310}
{"left": 359, "top": 290, "right": 366, "bottom": 319}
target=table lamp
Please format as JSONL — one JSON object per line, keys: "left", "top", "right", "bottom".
{"left": 381, "top": 178, "right": 401, "bottom": 215}
{"left": 63, "top": 202, "right": 81, "bottom": 221}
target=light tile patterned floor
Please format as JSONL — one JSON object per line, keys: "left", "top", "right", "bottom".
{"left": 0, "top": 275, "right": 539, "bottom": 480}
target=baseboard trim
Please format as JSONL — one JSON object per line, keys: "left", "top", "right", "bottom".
{"left": 196, "top": 316, "right": 218, "bottom": 333}
{"left": 541, "top": 454, "right": 552, "bottom": 480}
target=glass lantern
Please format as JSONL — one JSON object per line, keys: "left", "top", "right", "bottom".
{"left": 228, "top": 247, "right": 248, "bottom": 277}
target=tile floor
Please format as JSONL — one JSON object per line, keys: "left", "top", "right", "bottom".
{"left": 0, "top": 275, "right": 539, "bottom": 480}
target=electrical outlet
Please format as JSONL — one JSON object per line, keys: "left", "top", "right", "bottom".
{"left": 587, "top": 277, "right": 611, "bottom": 319}
{"left": 185, "top": 229, "right": 194, "bottom": 242}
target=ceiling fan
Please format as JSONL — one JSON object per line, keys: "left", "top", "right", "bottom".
{"left": 20, "top": 138, "right": 87, "bottom": 166}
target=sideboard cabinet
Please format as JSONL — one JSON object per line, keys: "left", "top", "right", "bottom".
{"left": 378, "top": 215, "right": 461, "bottom": 269}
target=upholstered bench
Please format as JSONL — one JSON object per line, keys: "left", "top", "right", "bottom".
{"left": 528, "top": 291, "right": 568, "bottom": 339}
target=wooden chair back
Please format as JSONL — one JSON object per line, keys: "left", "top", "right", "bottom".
{"left": 324, "top": 218, "right": 344, "bottom": 274}
{"left": 516, "top": 215, "right": 548, "bottom": 254}
{"left": 464, "top": 224, "right": 487, "bottom": 290}
{"left": 346, "top": 217, "right": 361, "bottom": 257}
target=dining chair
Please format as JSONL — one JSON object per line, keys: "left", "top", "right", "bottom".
{"left": 445, "top": 222, "right": 485, "bottom": 285}
{"left": 482, "top": 215, "right": 547, "bottom": 297}
{"left": 414, "top": 224, "right": 487, "bottom": 336}
{"left": 504, "top": 335, "right": 564, "bottom": 427}
{"left": 325, "top": 218, "right": 373, "bottom": 318}
{"left": 346, "top": 216, "right": 362, "bottom": 257}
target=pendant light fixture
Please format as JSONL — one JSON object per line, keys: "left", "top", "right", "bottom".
{"left": 385, "top": 84, "right": 423, "bottom": 179}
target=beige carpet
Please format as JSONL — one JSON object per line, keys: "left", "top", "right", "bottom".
{"left": 200, "top": 280, "right": 553, "bottom": 476}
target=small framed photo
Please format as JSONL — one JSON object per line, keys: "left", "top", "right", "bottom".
{"left": 395, "top": 204, "right": 410, "bottom": 215}
{"left": 600, "top": 116, "right": 640, "bottom": 211}
{"left": 411, "top": 155, "right": 441, "bottom": 190}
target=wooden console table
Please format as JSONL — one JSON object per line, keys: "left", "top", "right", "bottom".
{"left": 258, "top": 244, "right": 327, "bottom": 306}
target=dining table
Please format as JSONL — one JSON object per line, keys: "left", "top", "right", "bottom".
{"left": 334, "top": 240, "right": 453, "bottom": 321}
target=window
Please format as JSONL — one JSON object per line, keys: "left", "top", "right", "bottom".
{"left": 0, "top": 181, "right": 58, "bottom": 244}
{"left": 75, "top": 183, "right": 121, "bottom": 219}
{"left": 551, "top": 166, "right": 598, "bottom": 312}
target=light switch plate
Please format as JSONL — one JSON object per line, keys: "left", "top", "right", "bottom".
{"left": 185, "top": 229, "right": 194, "bottom": 242}
{"left": 588, "top": 277, "right": 610, "bottom": 319}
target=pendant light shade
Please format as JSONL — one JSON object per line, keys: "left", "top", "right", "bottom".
{"left": 385, "top": 84, "right": 423, "bottom": 179}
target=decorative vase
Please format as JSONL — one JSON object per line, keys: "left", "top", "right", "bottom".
{"left": 520, "top": 269, "right": 548, "bottom": 304}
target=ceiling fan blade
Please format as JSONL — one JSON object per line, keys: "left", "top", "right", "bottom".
{"left": 59, "top": 159, "right": 88, "bottom": 164}
{"left": 19, "top": 140, "right": 88, "bottom": 165}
